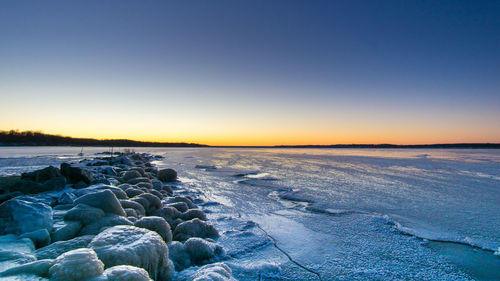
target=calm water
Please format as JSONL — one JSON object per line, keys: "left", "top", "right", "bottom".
{"left": 1, "top": 147, "right": 499, "bottom": 280}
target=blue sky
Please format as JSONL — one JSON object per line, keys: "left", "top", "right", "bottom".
{"left": 1, "top": 1, "right": 499, "bottom": 145}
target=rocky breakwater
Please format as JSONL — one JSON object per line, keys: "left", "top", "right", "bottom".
{"left": 0, "top": 152, "right": 236, "bottom": 281}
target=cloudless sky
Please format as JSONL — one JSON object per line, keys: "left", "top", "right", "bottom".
{"left": 1, "top": 0, "right": 499, "bottom": 145}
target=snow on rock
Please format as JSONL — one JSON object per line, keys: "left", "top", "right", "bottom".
{"left": 0, "top": 235, "right": 36, "bottom": 273}
{"left": 122, "top": 170, "right": 142, "bottom": 182}
{"left": 0, "top": 199, "right": 53, "bottom": 235}
{"left": 180, "top": 209, "right": 207, "bottom": 221}
{"left": 165, "top": 202, "right": 188, "bottom": 213}
{"left": 64, "top": 203, "right": 105, "bottom": 225}
{"left": 119, "top": 200, "right": 146, "bottom": 216}
{"left": 137, "top": 193, "right": 162, "bottom": 215}
{"left": 92, "top": 265, "right": 152, "bottom": 281}
{"left": 192, "top": 263, "right": 236, "bottom": 281}
{"left": 0, "top": 259, "right": 54, "bottom": 278}
{"left": 163, "top": 196, "right": 196, "bottom": 209}
{"left": 152, "top": 207, "right": 180, "bottom": 228}
{"left": 48, "top": 248, "right": 104, "bottom": 281}
{"left": 157, "top": 169, "right": 177, "bottom": 182}
{"left": 173, "top": 219, "right": 219, "bottom": 242}
{"left": 134, "top": 216, "right": 172, "bottom": 243}
{"left": 184, "top": 238, "right": 225, "bottom": 265}
{"left": 51, "top": 221, "right": 82, "bottom": 242}
{"left": 35, "top": 235, "right": 94, "bottom": 260}
{"left": 89, "top": 225, "right": 173, "bottom": 281}
{"left": 74, "top": 190, "right": 126, "bottom": 216}
{"left": 79, "top": 215, "right": 133, "bottom": 236}
{"left": 167, "top": 242, "right": 191, "bottom": 271}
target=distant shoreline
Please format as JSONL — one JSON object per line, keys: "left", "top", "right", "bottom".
{"left": 1, "top": 131, "right": 499, "bottom": 149}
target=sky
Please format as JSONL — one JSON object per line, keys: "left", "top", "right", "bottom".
{"left": 0, "top": 0, "right": 499, "bottom": 146}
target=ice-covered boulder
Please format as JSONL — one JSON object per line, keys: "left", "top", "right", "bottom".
{"left": 64, "top": 203, "right": 105, "bottom": 225}
{"left": 137, "top": 193, "right": 162, "bottom": 215}
{"left": 51, "top": 221, "right": 82, "bottom": 242}
{"left": 0, "top": 199, "right": 53, "bottom": 235}
{"left": 61, "top": 163, "right": 94, "bottom": 184}
{"left": 164, "top": 196, "right": 196, "bottom": 209}
{"left": 0, "top": 259, "right": 54, "bottom": 278}
{"left": 19, "top": 229, "right": 51, "bottom": 248}
{"left": 56, "top": 192, "right": 76, "bottom": 205}
{"left": 166, "top": 202, "right": 188, "bottom": 213}
{"left": 122, "top": 170, "right": 142, "bottom": 182}
{"left": 35, "top": 235, "right": 94, "bottom": 260}
{"left": 152, "top": 207, "right": 180, "bottom": 227}
{"left": 21, "top": 166, "right": 61, "bottom": 183}
{"left": 48, "top": 248, "right": 104, "bottom": 281}
{"left": 93, "top": 265, "right": 152, "bottom": 281}
{"left": 149, "top": 190, "right": 164, "bottom": 200}
{"left": 192, "top": 263, "right": 236, "bottom": 281}
{"left": 184, "top": 238, "right": 225, "bottom": 265}
{"left": 136, "top": 182, "right": 154, "bottom": 190}
{"left": 125, "top": 187, "right": 144, "bottom": 198}
{"left": 157, "top": 169, "right": 177, "bottom": 182}
{"left": 173, "top": 219, "right": 219, "bottom": 242}
{"left": 180, "top": 209, "right": 207, "bottom": 221}
{"left": 127, "top": 177, "right": 152, "bottom": 185}
{"left": 89, "top": 225, "right": 173, "bottom": 280}
{"left": 167, "top": 242, "right": 191, "bottom": 271}
{"left": 134, "top": 216, "right": 172, "bottom": 243}
{"left": 79, "top": 215, "right": 133, "bottom": 236}
{"left": 120, "top": 200, "right": 146, "bottom": 216}
{"left": 74, "top": 190, "right": 126, "bottom": 216}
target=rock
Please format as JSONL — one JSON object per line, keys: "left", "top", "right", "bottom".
{"left": 35, "top": 235, "right": 94, "bottom": 260}
{"left": 48, "top": 248, "right": 104, "bottom": 281}
{"left": 173, "top": 218, "right": 219, "bottom": 242}
{"left": 19, "top": 229, "right": 51, "bottom": 248}
{"left": 125, "top": 208, "right": 138, "bottom": 217}
{"left": 161, "top": 185, "right": 173, "bottom": 195}
{"left": 157, "top": 169, "right": 177, "bottom": 182}
{"left": 171, "top": 218, "right": 184, "bottom": 230}
{"left": 134, "top": 216, "right": 172, "bottom": 243}
{"left": 137, "top": 193, "right": 162, "bottom": 215}
{"left": 184, "top": 237, "right": 225, "bottom": 265}
{"left": 0, "top": 191, "right": 23, "bottom": 204}
{"left": 127, "top": 177, "right": 152, "bottom": 185}
{"left": 57, "top": 192, "right": 76, "bottom": 205}
{"left": 61, "top": 163, "right": 94, "bottom": 184}
{"left": 64, "top": 203, "right": 105, "bottom": 225}
{"left": 89, "top": 225, "right": 173, "bottom": 280}
{"left": 151, "top": 207, "right": 180, "bottom": 227}
{"left": 0, "top": 199, "right": 53, "bottom": 235}
{"left": 120, "top": 200, "right": 146, "bottom": 216}
{"left": 168, "top": 241, "right": 191, "bottom": 271}
{"left": 0, "top": 259, "right": 54, "bottom": 278}
{"left": 180, "top": 209, "right": 207, "bottom": 221}
{"left": 130, "top": 197, "right": 150, "bottom": 214}
{"left": 51, "top": 221, "right": 82, "bottom": 242}
{"left": 192, "top": 263, "right": 236, "bottom": 281}
{"left": 98, "top": 265, "right": 152, "bottom": 281}
{"left": 149, "top": 189, "right": 163, "bottom": 200}
{"left": 164, "top": 196, "right": 196, "bottom": 209}
{"left": 136, "top": 182, "right": 154, "bottom": 190}
{"left": 74, "top": 180, "right": 88, "bottom": 189}
{"left": 125, "top": 187, "right": 144, "bottom": 198}
{"left": 103, "top": 167, "right": 118, "bottom": 176}
{"left": 79, "top": 215, "right": 133, "bottom": 236}
{"left": 151, "top": 180, "right": 162, "bottom": 190}
{"left": 74, "top": 190, "right": 126, "bottom": 216}
{"left": 21, "top": 166, "right": 61, "bottom": 183}
{"left": 166, "top": 202, "right": 189, "bottom": 213}
{"left": 122, "top": 170, "right": 142, "bottom": 182}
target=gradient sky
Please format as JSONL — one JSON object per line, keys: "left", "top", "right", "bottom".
{"left": 1, "top": 1, "right": 499, "bottom": 146}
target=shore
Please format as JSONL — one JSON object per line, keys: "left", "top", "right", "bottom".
{"left": 0, "top": 152, "right": 236, "bottom": 280}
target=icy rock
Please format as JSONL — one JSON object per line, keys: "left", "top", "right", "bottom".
{"left": 168, "top": 241, "right": 191, "bottom": 271}
{"left": 35, "top": 235, "right": 94, "bottom": 260}
{"left": 64, "top": 203, "right": 105, "bottom": 225}
{"left": 122, "top": 170, "right": 142, "bottom": 182}
{"left": 74, "top": 190, "right": 126, "bottom": 216}
{"left": 149, "top": 190, "right": 163, "bottom": 200}
{"left": 125, "top": 208, "right": 138, "bottom": 218}
{"left": 136, "top": 182, "right": 154, "bottom": 190}
{"left": 134, "top": 216, "right": 172, "bottom": 243}
{"left": 137, "top": 193, "right": 162, "bottom": 215}
{"left": 129, "top": 167, "right": 146, "bottom": 177}
{"left": 21, "top": 166, "right": 61, "bottom": 183}
{"left": 92, "top": 265, "right": 152, "bottom": 281}
{"left": 0, "top": 259, "right": 54, "bottom": 278}
{"left": 152, "top": 207, "right": 180, "bottom": 227}
{"left": 125, "top": 187, "right": 144, "bottom": 198}
{"left": 51, "top": 221, "right": 82, "bottom": 242}
{"left": 19, "top": 229, "right": 51, "bottom": 248}
{"left": 60, "top": 163, "right": 94, "bottom": 184}
{"left": 56, "top": 192, "right": 76, "bottom": 205}
{"left": 79, "top": 215, "right": 133, "bottom": 236}
{"left": 48, "top": 248, "right": 104, "bottom": 281}
{"left": 161, "top": 186, "right": 173, "bottom": 195}
{"left": 0, "top": 199, "right": 53, "bottom": 235}
{"left": 192, "top": 263, "right": 236, "bottom": 281}
{"left": 164, "top": 196, "right": 196, "bottom": 209}
{"left": 151, "top": 180, "right": 162, "bottom": 190}
{"left": 0, "top": 191, "right": 23, "bottom": 204}
{"left": 89, "top": 225, "right": 173, "bottom": 281}
{"left": 157, "top": 169, "right": 177, "bottom": 182}
{"left": 127, "top": 177, "right": 152, "bottom": 185}
{"left": 180, "top": 209, "right": 207, "bottom": 221}
{"left": 119, "top": 200, "right": 146, "bottom": 216}
{"left": 184, "top": 238, "right": 225, "bottom": 265}
{"left": 173, "top": 219, "right": 219, "bottom": 242}
{"left": 166, "top": 202, "right": 188, "bottom": 213}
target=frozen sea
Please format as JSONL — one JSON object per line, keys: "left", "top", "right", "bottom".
{"left": 1, "top": 147, "right": 499, "bottom": 280}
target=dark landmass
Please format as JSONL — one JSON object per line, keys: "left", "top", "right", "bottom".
{"left": 0, "top": 130, "right": 207, "bottom": 147}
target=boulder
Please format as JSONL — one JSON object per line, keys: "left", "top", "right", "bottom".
{"left": 74, "top": 190, "right": 126, "bottom": 216}
{"left": 97, "top": 265, "right": 152, "bottom": 281}
{"left": 61, "top": 163, "right": 94, "bottom": 184}
{"left": 151, "top": 207, "right": 180, "bottom": 227}
{"left": 21, "top": 166, "right": 61, "bottom": 183}
{"left": 19, "top": 229, "right": 51, "bottom": 248}
{"left": 125, "top": 187, "right": 144, "bottom": 198}
{"left": 127, "top": 177, "right": 152, "bottom": 185}
{"left": 173, "top": 218, "right": 219, "bottom": 242}
{"left": 89, "top": 225, "right": 174, "bottom": 280}
{"left": 79, "top": 215, "right": 133, "bottom": 236}
{"left": 0, "top": 259, "right": 54, "bottom": 278}
{"left": 149, "top": 189, "right": 164, "bottom": 200}
{"left": 184, "top": 237, "right": 225, "bottom": 265}
{"left": 164, "top": 196, "right": 196, "bottom": 209}
{"left": 134, "top": 216, "right": 172, "bottom": 243}
{"left": 64, "top": 203, "right": 105, "bottom": 225}
{"left": 51, "top": 221, "right": 82, "bottom": 242}
{"left": 48, "top": 248, "right": 104, "bottom": 281}
{"left": 36, "top": 235, "right": 94, "bottom": 260}
{"left": 157, "top": 169, "right": 177, "bottom": 182}
{"left": 0, "top": 199, "right": 53, "bottom": 235}
{"left": 136, "top": 182, "right": 154, "bottom": 190}
{"left": 120, "top": 200, "right": 146, "bottom": 216}
{"left": 122, "top": 170, "right": 142, "bottom": 182}
{"left": 180, "top": 209, "right": 207, "bottom": 221}
{"left": 56, "top": 192, "right": 76, "bottom": 205}
{"left": 192, "top": 263, "right": 236, "bottom": 281}
{"left": 166, "top": 202, "right": 188, "bottom": 213}
{"left": 137, "top": 193, "right": 162, "bottom": 215}
{"left": 168, "top": 241, "right": 191, "bottom": 271}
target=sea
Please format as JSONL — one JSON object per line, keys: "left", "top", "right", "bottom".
{"left": 1, "top": 147, "right": 499, "bottom": 280}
